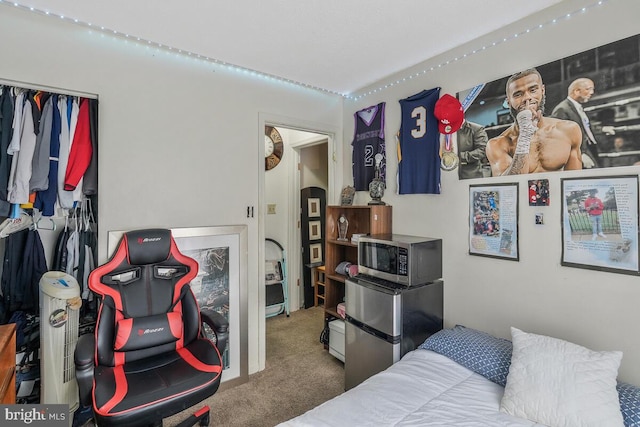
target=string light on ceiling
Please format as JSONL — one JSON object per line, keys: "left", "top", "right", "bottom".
{"left": 1, "top": 0, "right": 345, "bottom": 97}
{"left": 347, "top": 0, "right": 608, "bottom": 101}
{"left": 2, "top": 0, "right": 609, "bottom": 100}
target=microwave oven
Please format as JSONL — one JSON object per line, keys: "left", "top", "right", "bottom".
{"left": 357, "top": 234, "right": 442, "bottom": 286}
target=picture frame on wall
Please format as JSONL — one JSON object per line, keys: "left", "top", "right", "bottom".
{"left": 561, "top": 175, "right": 640, "bottom": 275}
{"left": 308, "top": 198, "right": 321, "bottom": 217}
{"left": 308, "top": 220, "right": 322, "bottom": 241}
{"left": 309, "top": 242, "right": 323, "bottom": 264}
{"left": 469, "top": 182, "right": 519, "bottom": 261}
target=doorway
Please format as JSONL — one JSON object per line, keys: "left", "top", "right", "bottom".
{"left": 258, "top": 113, "right": 340, "bottom": 371}
{"left": 264, "top": 127, "right": 328, "bottom": 310}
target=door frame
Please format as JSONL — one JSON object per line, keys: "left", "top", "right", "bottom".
{"left": 258, "top": 112, "right": 341, "bottom": 371}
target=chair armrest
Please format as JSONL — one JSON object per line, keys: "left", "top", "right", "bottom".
{"left": 74, "top": 333, "right": 95, "bottom": 407}
{"left": 200, "top": 309, "right": 228, "bottom": 355}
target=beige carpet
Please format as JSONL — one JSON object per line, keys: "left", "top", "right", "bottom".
{"left": 166, "top": 306, "right": 345, "bottom": 426}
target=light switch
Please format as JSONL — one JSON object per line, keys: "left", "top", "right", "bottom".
{"left": 267, "top": 204, "right": 276, "bottom": 214}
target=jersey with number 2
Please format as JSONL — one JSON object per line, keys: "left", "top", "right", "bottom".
{"left": 397, "top": 88, "right": 441, "bottom": 194}
{"left": 352, "top": 102, "right": 386, "bottom": 191}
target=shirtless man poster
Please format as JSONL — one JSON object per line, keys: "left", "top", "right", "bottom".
{"left": 456, "top": 34, "right": 640, "bottom": 179}
{"left": 486, "top": 68, "right": 583, "bottom": 176}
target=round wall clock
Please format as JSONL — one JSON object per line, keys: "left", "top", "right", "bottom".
{"left": 265, "top": 126, "right": 284, "bottom": 170}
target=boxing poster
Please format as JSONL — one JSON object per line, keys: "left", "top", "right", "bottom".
{"left": 457, "top": 33, "right": 640, "bottom": 179}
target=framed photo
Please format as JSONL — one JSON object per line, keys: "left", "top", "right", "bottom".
{"left": 469, "top": 183, "right": 519, "bottom": 260}
{"left": 308, "top": 198, "right": 321, "bottom": 217}
{"left": 561, "top": 175, "right": 640, "bottom": 275}
{"left": 528, "top": 179, "right": 550, "bottom": 206}
{"left": 309, "top": 242, "right": 323, "bottom": 264}
{"left": 308, "top": 220, "right": 322, "bottom": 240}
{"left": 108, "top": 225, "right": 249, "bottom": 387}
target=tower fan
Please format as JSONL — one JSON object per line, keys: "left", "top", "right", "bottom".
{"left": 40, "top": 271, "right": 81, "bottom": 416}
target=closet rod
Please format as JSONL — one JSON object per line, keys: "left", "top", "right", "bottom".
{"left": 0, "top": 77, "right": 98, "bottom": 100}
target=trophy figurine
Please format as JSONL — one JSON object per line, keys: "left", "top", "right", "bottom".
{"left": 368, "top": 153, "right": 386, "bottom": 205}
{"left": 337, "top": 214, "right": 349, "bottom": 241}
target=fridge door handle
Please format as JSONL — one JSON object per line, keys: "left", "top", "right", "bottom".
{"left": 345, "top": 315, "right": 399, "bottom": 344}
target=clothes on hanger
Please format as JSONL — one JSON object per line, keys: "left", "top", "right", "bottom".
{"left": 0, "top": 85, "right": 98, "bottom": 216}
{"left": 0, "top": 83, "right": 99, "bottom": 328}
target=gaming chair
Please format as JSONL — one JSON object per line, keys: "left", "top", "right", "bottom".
{"left": 74, "top": 228, "right": 228, "bottom": 427}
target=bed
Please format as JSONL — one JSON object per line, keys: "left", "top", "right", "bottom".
{"left": 279, "top": 325, "right": 640, "bottom": 427}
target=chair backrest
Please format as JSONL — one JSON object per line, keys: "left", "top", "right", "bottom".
{"left": 89, "top": 229, "right": 201, "bottom": 367}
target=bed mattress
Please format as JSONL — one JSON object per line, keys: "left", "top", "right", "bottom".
{"left": 278, "top": 349, "right": 544, "bottom": 426}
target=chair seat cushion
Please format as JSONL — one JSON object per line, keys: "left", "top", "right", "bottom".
{"left": 93, "top": 338, "right": 223, "bottom": 425}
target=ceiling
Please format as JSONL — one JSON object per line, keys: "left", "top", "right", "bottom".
{"left": 16, "top": 0, "right": 564, "bottom": 95}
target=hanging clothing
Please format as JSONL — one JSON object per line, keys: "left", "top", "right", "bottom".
{"left": 7, "top": 91, "right": 25, "bottom": 156}
{"left": 29, "top": 94, "right": 53, "bottom": 192}
{"left": 82, "top": 98, "right": 99, "bottom": 196}
{"left": 65, "top": 226, "right": 80, "bottom": 282}
{"left": 57, "top": 96, "right": 74, "bottom": 209}
{"left": 0, "top": 88, "right": 14, "bottom": 216}
{"left": 17, "top": 229, "right": 48, "bottom": 314}
{"left": 34, "top": 94, "right": 60, "bottom": 216}
{"left": 65, "top": 98, "right": 92, "bottom": 204}
{"left": 8, "top": 95, "right": 37, "bottom": 204}
{"left": 52, "top": 223, "right": 71, "bottom": 272}
{"left": 0, "top": 228, "right": 29, "bottom": 318}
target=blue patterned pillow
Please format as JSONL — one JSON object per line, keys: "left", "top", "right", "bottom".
{"left": 418, "top": 325, "right": 513, "bottom": 386}
{"left": 618, "top": 382, "right": 640, "bottom": 427}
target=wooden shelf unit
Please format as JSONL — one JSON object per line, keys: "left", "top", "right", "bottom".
{"left": 324, "top": 205, "right": 392, "bottom": 319}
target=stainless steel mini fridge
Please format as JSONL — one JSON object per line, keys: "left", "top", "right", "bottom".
{"left": 344, "top": 276, "right": 443, "bottom": 390}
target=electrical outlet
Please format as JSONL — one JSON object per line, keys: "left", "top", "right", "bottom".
{"left": 267, "top": 204, "right": 276, "bottom": 214}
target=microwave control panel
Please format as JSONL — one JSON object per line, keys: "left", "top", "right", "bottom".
{"left": 398, "top": 247, "right": 408, "bottom": 275}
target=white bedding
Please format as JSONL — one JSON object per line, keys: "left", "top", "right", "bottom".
{"left": 279, "top": 349, "right": 544, "bottom": 426}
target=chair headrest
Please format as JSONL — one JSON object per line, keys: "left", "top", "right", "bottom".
{"left": 125, "top": 229, "right": 172, "bottom": 265}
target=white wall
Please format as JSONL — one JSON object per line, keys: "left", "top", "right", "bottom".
{"left": 343, "top": 0, "right": 640, "bottom": 384}
{"left": 0, "top": 6, "right": 343, "bottom": 376}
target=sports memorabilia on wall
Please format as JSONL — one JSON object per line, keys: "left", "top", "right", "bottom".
{"left": 397, "top": 87, "right": 441, "bottom": 194}
{"left": 352, "top": 102, "right": 386, "bottom": 191}
{"left": 265, "top": 125, "right": 284, "bottom": 170}
{"left": 561, "top": 175, "right": 639, "bottom": 275}
{"left": 458, "top": 33, "right": 640, "bottom": 178}
{"left": 469, "top": 183, "right": 519, "bottom": 261}
{"left": 434, "top": 94, "right": 463, "bottom": 172}
{"left": 528, "top": 179, "right": 550, "bottom": 206}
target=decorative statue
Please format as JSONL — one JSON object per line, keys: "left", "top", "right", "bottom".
{"left": 368, "top": 153, "right": 386, "bottom": 205}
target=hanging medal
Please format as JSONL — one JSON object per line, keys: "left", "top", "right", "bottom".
{"left": 440, "top": 133, "right": 459, "bottom": 171}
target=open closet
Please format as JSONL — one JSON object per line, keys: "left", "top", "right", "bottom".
{"left": 0, "top": 80, "right": 98, "bottom": 405}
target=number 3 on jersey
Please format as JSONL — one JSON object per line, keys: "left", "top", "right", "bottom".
{"left": 410, "top": 106, "right": 427, "bottom": 138}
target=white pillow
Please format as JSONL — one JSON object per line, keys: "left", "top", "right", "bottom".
{"left": 500, "top": 327, "right": 624, "bottom": 427}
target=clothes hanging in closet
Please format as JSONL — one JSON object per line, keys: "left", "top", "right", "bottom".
{"left": 0, "top": 85, "right": 97, "bottom": 217}
{"left": 0, "top": 83, "right": 99, "bottom": 326}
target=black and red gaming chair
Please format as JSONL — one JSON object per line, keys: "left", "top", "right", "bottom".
{"left": 74, "top": 228, "right": 228, "bottom": 427}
